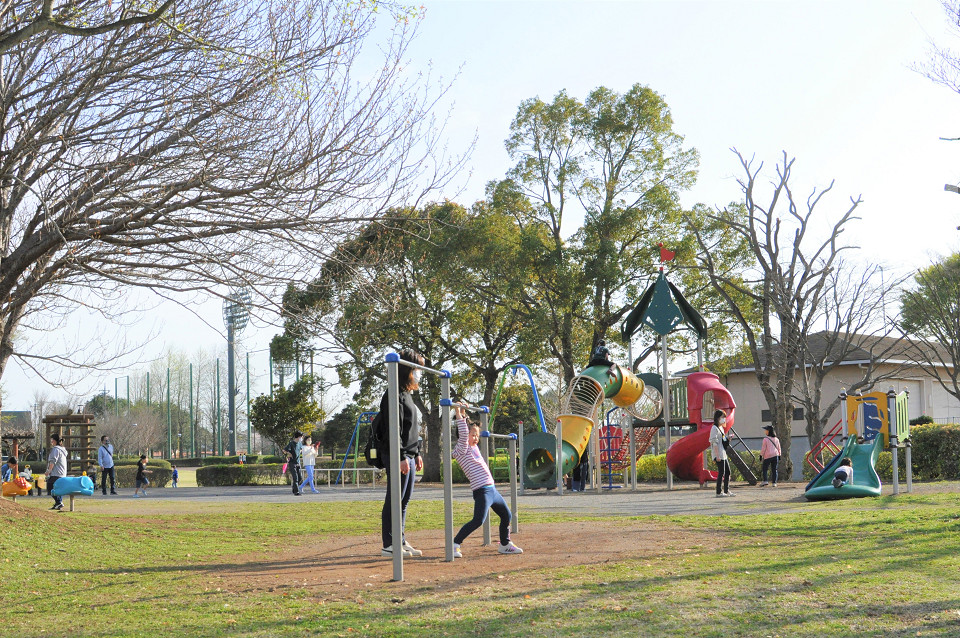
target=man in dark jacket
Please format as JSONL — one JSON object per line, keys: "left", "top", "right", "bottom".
{"left": 284, "top": 431, "right": 304, "bottom": 496}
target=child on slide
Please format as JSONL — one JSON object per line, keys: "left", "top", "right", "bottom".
{"left": 832, "top": 458, "right": 853, "bottom": 488}
{"left": 452, "top": 403, "right": 522, "bottom": 557}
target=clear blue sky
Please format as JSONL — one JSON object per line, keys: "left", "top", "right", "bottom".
{"left": 6, "top": 0, "right": 960, "bottom": 410}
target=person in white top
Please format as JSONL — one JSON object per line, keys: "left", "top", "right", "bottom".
{"left": 759, "top": 425, "right": 782, "bottom": 487}
{"left": 45, "top": 434, "right": 68, "bottom": 511}
{"left": 832, "top": 458, "right": 853, "bottom": 488}
{"left": 451, "top": 403, "right": 522, "bottom": 557}
{"left": 299, "top": 436, "right": 319, "bottom": 494}
{"left": 709, "top": 409, "right": 733, "bottom": 497}
{"left": 98, "top": 435, "right": 117, "bottom": 495}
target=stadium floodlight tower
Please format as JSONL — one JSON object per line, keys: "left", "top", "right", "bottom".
{"left": 223, "top": 287, "right": 251, "bottom": 457}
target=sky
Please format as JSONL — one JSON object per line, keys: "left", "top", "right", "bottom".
{"left": 6, "top": 0, "right": 960, "bottom": 411}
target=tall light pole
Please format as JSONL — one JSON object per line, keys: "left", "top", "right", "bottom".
{"left": 222, "top": 288, "right": 251, "bottom": 457}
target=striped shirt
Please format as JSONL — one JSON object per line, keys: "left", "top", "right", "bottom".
{"left": 453, "top": 417, "right": 494, "bottom": 491}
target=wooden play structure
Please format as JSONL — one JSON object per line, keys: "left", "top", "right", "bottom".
{"left": 43, "top": 413, "right": 97, "bottom": 475}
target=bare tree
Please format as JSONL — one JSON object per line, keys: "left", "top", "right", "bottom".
{"left": 794, "top": 260, "right": 906, "bottom": 449}
{"left": 687, "top": 150, "right": 862, "bottom": 476}
{"left": 0, "top": 0, "right": 175, "bottom": 54}
{"left": 0, "top": 0, "right": 460, "bottom": 404}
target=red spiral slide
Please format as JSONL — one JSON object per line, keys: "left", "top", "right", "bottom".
{"left": 664, "top": 372, "right": 736, "bottom": 485}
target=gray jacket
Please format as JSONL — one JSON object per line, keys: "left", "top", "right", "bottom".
{"left": 98, "top": 444, "right": 115, "bottom": 469}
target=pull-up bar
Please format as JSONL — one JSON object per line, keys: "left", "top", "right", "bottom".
{"left": 384, "top": 353, "right": 452, "bottom": 582}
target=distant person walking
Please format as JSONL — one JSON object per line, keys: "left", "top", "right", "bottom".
{"left": 759, "top": 425, "right": 782, "bottom": 487}
{"left": 284, "top": 431, "right": 304, "bottom": 496}
{"left": 98, "top": 435, "right": 117, "bottom": 495}
{"left": 133, "top": 455, "right": 152, "bottom": 497}
{"left": 380, "top": 348, "right": 425, "bottom": 559}
{"left": 299, "top": 436, "right": 319, "bottom": 494}
{"left": 171, "top": 465, "right": 179, "bottom": 488}
{"left": 45, "top": 435, "right": 68, "bottom": 511}
{"left": 709, "top": 409, "right": 733, "bottom": 497}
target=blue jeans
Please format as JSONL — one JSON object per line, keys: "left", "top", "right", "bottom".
{"left": 299, "top": 466, "right": 316, "bottom": 491}
{"left": 381, "top": 455, "right": 416, "bottom": 549}
{"left": 454, "top": 485, "right": 512, "bottom": 546}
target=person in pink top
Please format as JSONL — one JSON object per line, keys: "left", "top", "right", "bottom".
{"left": 759, "top": 425, "right": 782, "bottom": 487}
{"left": 451, "top": 403, "right": 522, "bottom": 557}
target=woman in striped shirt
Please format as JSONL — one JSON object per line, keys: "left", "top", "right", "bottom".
{"left": 452, "top": 403, "right": 523, "bottom": 557}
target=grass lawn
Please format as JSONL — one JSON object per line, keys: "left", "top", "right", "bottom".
{"left": 3, "top": 491, "right": 960, "bottom": 637}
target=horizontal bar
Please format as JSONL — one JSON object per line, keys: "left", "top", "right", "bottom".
{"left": 384, "top": 352, "right": 451, "bottom": 378}
{"left": 480, "top": 432, "right": 517, "bottom": 440}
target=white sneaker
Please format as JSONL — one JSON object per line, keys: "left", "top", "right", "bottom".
{"left": 724, "top": 491, "right": 735, "bottom": 497}
{"left": 498, "top": 541, "right": 523, "bottom": 554}
{"left": 453, "top": 543, "right": 462, "bottom": 558}
{"left": 759, "top": 482, "right": 769, "bottom": 487}
{"left": 715, "top": 493, "right": 726, "bottom": 497}
{"left": 401, "top": 540, "right": 422, "bottom": 557}
{"left": 381, "top": 545, "right": 413, "bottom": 558}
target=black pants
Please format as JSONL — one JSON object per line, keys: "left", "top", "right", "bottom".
{"left": 381, "top": 456, "right": 415, "bottom": 548}
{"left": 47, "top": 476, "right": 63, "bottom": 507}
{"left": 761, "top": 457, "right": 779, "bottom": 484}
{"left": 289, "top": 464, "right": 302, "bottom": 494}
{"left": 101, "top": 466, "right": 116, "bottom": 494}
{"left": 715, "top": 459, "right": 731, "bottom": 494}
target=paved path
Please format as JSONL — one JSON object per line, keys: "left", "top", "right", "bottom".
{"left": 92, "top": 481, "right": 825, "bottom": 516}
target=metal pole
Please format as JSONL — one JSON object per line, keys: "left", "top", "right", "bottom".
{"left": 146, "top": 371, "right": 150, "bottom": 407}
{"left": 227, "top": 322, "right": 237, "bottom": 457}
{"left": 518, "top": 420, "right": 525, "bottom": 496}
{"left": 166, "top": 367, "right": 171, "bottom": 459}
{"left": 440, "top": 374, "right": 453, "bottom": 561}
{"left": 126, "top": 377, "right": 130, "bottom": 415}
{"left": 508, "top": 435, "right": 519, "bottom": 535}
{"left": 662, "top": 334, "right": 672, "bottom": 490}
{"left": 556, "top": 417, "right": 564, "bottom": 496}
{"left": 385, "top": 353, "right": 403, "bottom": 581}
{"left": 628, "top": 341, "right": 637, "bottom": 491}
{"left": 115, "top": 378, "right": 119, "bottom": 418}
{"left": 888, "top": 389, "right": 899, "bottom": 496}
{"left": 905, "top": 440, "right": 913, "bottom": 493}
{"left": 269, "top": 351, "right": 274, "bottom": 398}
{"left": 246, "top": 352, "right": 251, "bottom": 455}
{"left": 592, "top": 414, "right": 601, "bottom": 493}
{"left": 481, "top": 408, "right": 491, "bottom": 546}
{"left": 216, "top": 359, "right": 221, "bottom": 457}
{"left": 189, "top": 364, "right": 194, "bottom": 458}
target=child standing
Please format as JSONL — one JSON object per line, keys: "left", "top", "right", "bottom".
{"left": 171, "top": 465, "right": 179, "bottom": 488}
{"left": 451, "top": 404, "right": 522, "bottom": 557}
{"left": 133, "top": 455, "right": 152, "bottom": 497}
{"left": 299, "top": 436, "right": 319, "bottom": 494}
{"left": 832, "top": 458, "right": 853, "bottom": 488}
{"left": 759, "top": 425, "right": 782, "bottom": 487}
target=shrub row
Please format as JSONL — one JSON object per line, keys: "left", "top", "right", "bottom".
{"left": 115, "top": 458, "right": 171, "bottom": 470}
{"left": 195, "top": 464, "right": 288, "bottom": 487}
{"left": 113, "top": 465, "right": 172, "bottom": 488}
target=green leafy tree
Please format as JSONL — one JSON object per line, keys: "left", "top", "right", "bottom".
{"left": 503, "top": 84, "right": 700, "bottom": 384}
{"left": 900, "top": 253, "right": 960, "bottom": 403}
{"left": 249, "top": 375, "right": 323, "bottom": 451}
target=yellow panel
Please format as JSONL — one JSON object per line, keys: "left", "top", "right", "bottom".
{"left": 558, "top": 414, "right": 594, "bottom": 460}
{"left": 612, "top": 366, "right": 645, "bottom": 408}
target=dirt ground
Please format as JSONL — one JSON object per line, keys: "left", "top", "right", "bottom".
{"left": 220, "top": 519, "right": 723, "bottom": 598}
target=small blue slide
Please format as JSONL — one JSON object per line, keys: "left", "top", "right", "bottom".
{"left": 804, "top": 435, "right": 883, "bottom": 501}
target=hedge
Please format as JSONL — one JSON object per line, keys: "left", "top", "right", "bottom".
{"left": 112, "top": 465, "right": 172, "bottom": 488}
{"left": 196, "top": 464, "right": 288, "bottom": 486}
{"left": 115, "top": 458, "right": 171, "bottom": 470}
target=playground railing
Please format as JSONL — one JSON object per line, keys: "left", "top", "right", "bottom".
{"left": 318, "top": 467, "right": 381, "bottom": 488}
{"left": 805, "top": 419, "right": 843, "bottom": 472}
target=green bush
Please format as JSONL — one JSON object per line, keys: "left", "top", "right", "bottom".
{"left": 115, "top": 458, "right": 171, "bottom": 470}
{"left": 636, "top": 454, "right": 667, "bottom": 482}
{"left": 114, "top": 465, "right": 172, "bottom": 488}
{"left": 910, "top": 415, "right": 934, "bottom": 426}
{"left": 909, "top": 423, "right": 960, "bottom": 480}
{"left": 195, "top": 464, "right": 287, "bottom": 487}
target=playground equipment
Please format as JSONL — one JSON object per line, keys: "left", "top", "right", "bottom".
{"left": 804, "top": 390, "right": 912, "bottom": 501}
{"left": 1, "top": 476, "right": 32, "bottom": 500}
{"left": 51, "top": 475, "right": 96, "bottom": 511}
{"left": 619, "top": 263, "right": 754, "bottom": 487}
{"left": 44, "top": 413, "right": 96, "bottom": 475}
{"left": 522, "top": 361, "right": 652, "bottom": 492}
{"left": 335, "top": 411, "right": 377, "bottom": 486}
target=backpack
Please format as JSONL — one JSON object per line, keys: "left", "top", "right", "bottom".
{"left": 363, "top": 411, "right": 387, "bottom": 469}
